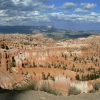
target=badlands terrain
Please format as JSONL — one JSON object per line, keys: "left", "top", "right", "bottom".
{"left": 0, "top": 32, "right": 100, "bottom": 99}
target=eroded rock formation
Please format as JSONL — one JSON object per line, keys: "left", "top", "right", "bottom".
{"left": 0, "top": 34, "right": 100, "bottom": 95}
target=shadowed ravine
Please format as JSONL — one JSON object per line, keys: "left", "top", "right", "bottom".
{"left": 0, "top": 88, "right": 24, "bottom": 100}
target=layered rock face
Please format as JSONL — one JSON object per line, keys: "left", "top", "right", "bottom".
{"left": 0, "top": 34, "right": 100, "bottom": 95}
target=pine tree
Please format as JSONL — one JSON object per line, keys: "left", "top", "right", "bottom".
{"left": 75, "top": 74, "right": 80, "bottom": 80}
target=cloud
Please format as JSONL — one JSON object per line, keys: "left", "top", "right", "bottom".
{"left": 0, "top": 10, "right": 8, "bottom": 16}
{"left": 0, "top": 1, "right": 99, "bottom": 26}
{"left": 74, "top": 8, "right": 89, "bottom": 13}
{"left": 0, "top": 0, "right": 99, "bottom": 30}
{"left": 90, "top": 12, "right": 99, "bottom": 17}
{"left": 85, "top": 12, "right": 100, "bottom": 22}
{"left": 38, "top": 0, "right": 50, "bottom": 3}
{"left": 1, "top": 8, "right": 100, "bottom": 26}
{"left": 74, "top": 3, "right": 97, "bottom": 13}
{"left": 48, "top": 11, "right": 100, "bottom": 23}
{"left": 0, "top": 0, "right": 56, "bottom": 11}
{"left": 81, "top": 3, "right": 97, "bottom": 10}
{"left": 0, "top": 9, "right": 51, "bottom": 26}
{"left": 61, "top": 2, "right": 77, "bottom": 9}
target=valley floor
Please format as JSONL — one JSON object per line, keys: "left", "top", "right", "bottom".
{"left": 0, "top": 90, "right": 100, "bottom": 100}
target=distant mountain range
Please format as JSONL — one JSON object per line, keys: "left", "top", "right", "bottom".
{"left": 0, "top": 26, "right": 56, "bottom": 34}
{"left": 0, "top": 26, "right": 99, "bottom": 39}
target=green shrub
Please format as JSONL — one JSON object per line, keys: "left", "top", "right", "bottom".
{"left": 24, "top": 42, "right": 30, "bottom": 45}
{"left": 93, "top": 82, "right": 100, "bottom": 90}
{"left": 40, "top": 83, "right": 61, "bottom": 96}
{"left": 88, "top": 89, "right": 95, "bottom": 93}
{"left": 17, "top": 81, "right": 38, "bottom": 91}
{"left": 42, "top": 73, "right": 47, "bottom": 80}
{"left": 68, "top": 86, "right": 81, "bottom": 96}
{"left": 63, "top": 66, "right": 66, "bottom": 70}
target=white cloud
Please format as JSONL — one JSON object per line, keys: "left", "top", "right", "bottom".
{"left": 12, "top": 0, "right": 31, "bottom": 6}
{"left": 0, "top": 10, "right": 51, "bottom": 25}
{"left": 49, "top": 11, "right": 100, "bottom": 23}
{"left": 74, "top": 8, "right": 89, "bottom": 13}
{"left": 74, "top": 8, "right": 83, "bottom": 12}
{"left": 85, "top": 12, "right": 100, "bottom": 22}
{"left": 81, "top": 3, "right": 97, "bottom": 10}
{"left": 61, "top": 2, "right": 77, "bottom": 9}
{"left": 0, "top": 0, "right": 56, "bottom": 11}
{"left": 74, "top": 3, "right": 97, "bottom": 13}
{"left": 27, "top": 11, "right": 40, "bottom": 16}
{"left": 0, "top": 10, "right": 7, "bottom": 16}
{"left": 34, "top": 14, "right": 50, "bottom": 22}
{"left": 0, "top": 1, "right": 99, "bottom": 26}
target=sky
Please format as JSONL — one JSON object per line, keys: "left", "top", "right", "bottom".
{"left": 0, "top": 0, "right": 100, "bottom": 30}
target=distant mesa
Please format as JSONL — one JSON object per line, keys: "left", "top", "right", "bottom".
{"left": 47, "top": 26, "right": 55, "bottom": 29}
{"left": 32, "top": 33, "right": 44, "bottom": 38}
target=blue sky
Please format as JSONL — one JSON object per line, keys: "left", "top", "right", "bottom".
{"left": 0, "top": 0, "right": 100, "bottom": 30}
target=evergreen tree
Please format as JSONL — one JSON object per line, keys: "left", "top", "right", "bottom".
{"left": 86, "top": 74, "right": 90, "bottom": 80}
{"left": 75, "top": 74, "right": 80, "bottom": 80}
